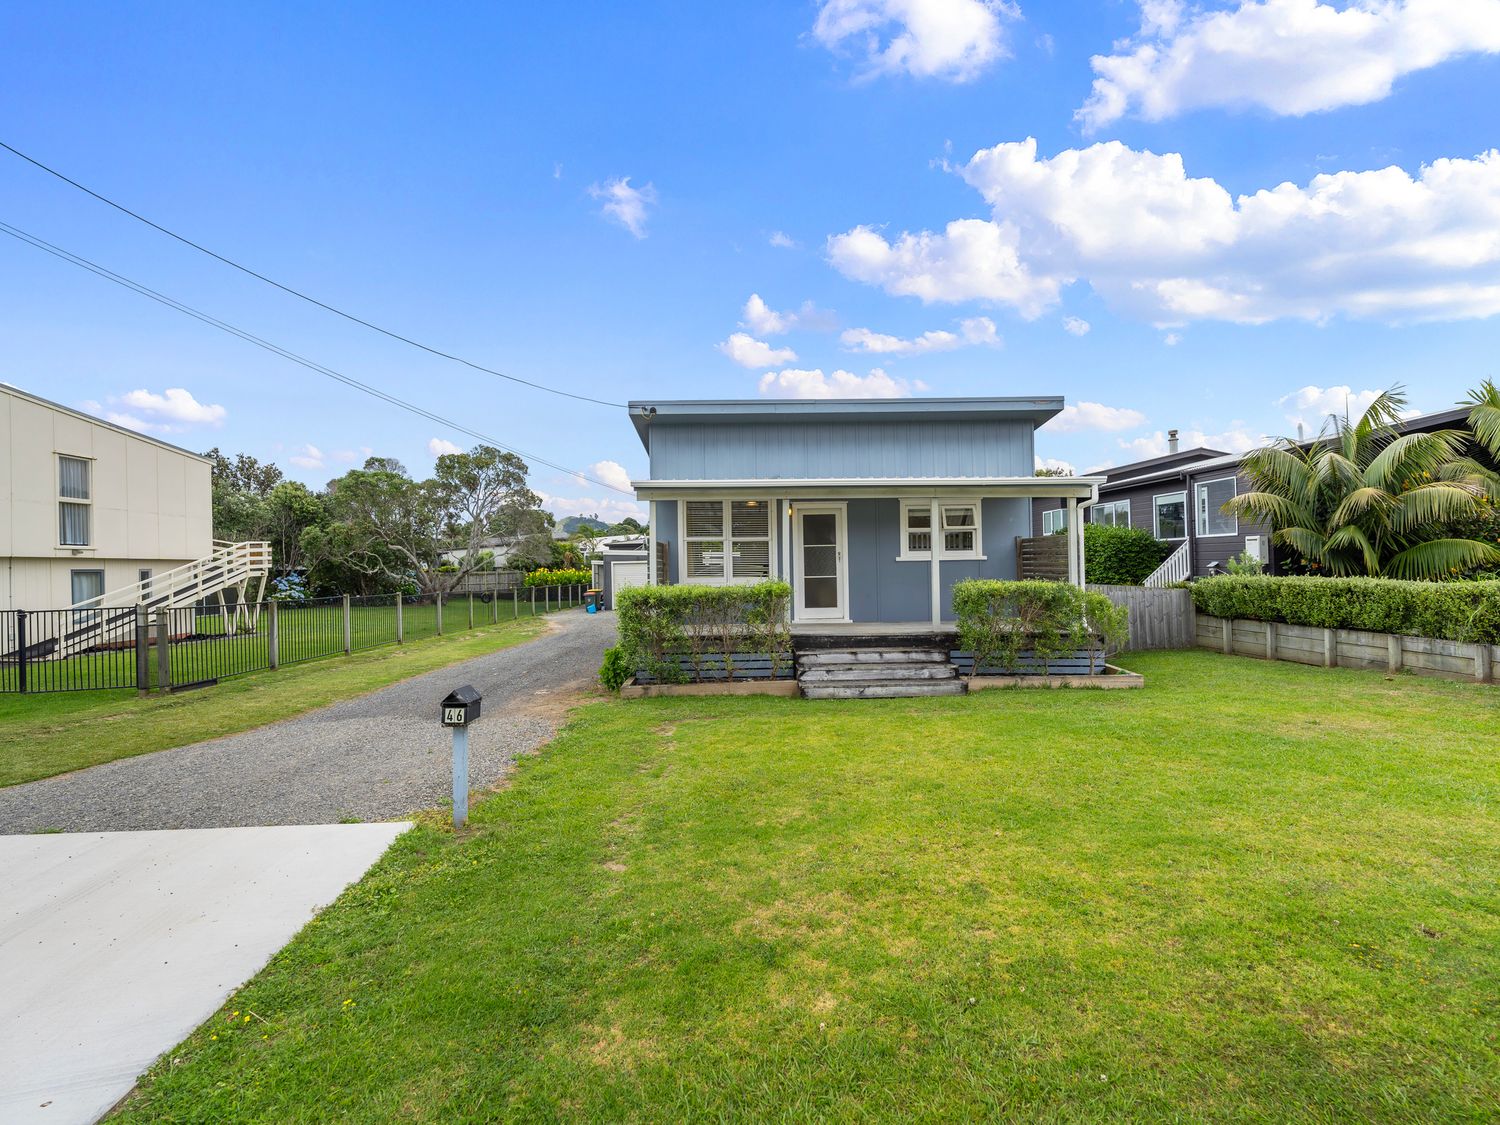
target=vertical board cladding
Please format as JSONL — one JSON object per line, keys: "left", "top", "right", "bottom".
{"left": 648, "top": 418, "right": 1035, "bottom": 480}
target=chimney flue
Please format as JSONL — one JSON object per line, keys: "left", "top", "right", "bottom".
{"left": 1168, "top": 428, "right": 1180, "bottom": 454}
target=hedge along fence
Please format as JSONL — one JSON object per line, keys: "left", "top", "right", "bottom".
{"left": 523, "top": 567, "right": 592, "bottom": 588}
{"left": 611, "top": 581, "right": 793, "bottom": 686}
{"left": 1189, "top": 576, "right": 1500, "bottom": 644}
{"left": 952, "top": 580, "right": 1129, "bottom": 681}
{"left": 1083, "top": 524, "right": 1173, "bottom": 586}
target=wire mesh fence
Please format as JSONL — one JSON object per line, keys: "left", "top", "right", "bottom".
{"left": 0, "top": 584, "right": 589, "bottom": 695}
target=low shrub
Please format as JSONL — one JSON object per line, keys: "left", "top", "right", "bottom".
{"left": 1084, "top": 524, "right": 1173, "bottom": 585}
{"left": 615, "top": 581, "right": 793, "bottom": 684}
{"left": 952, "top": 579, "right": 1129, "bottom": 678}
{"left": 597, "top": 645, "right": 633, "bottom": 692}
{"left": 1190, "top": 575, "right": 1500, "bottom": 643}
{"left": 523, "top": 567, "right": 591, "bottom": 588}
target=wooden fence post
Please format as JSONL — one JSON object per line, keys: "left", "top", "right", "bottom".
{"left": 1265, "top": 621, "right": 1276, "bottom": 661}
{"left": 342, "top": 595, "right": 352, "bottom": 655}
{"left": 396, "top": 592, "right": 404, "bottom": 644}
{"left": 1222, "top": 617, "right": 1233, "bottom": 655}
{"left": 1476, "top": 643, "right": 1492, "bottom": 684}
{"left": 1387, "top": 633, "right": 1402, "bottom": 674}
{"left": 1323, "top": 627, "right": 1335, "bottom": 668}
{"left": 268, "top": 601, "right": 279, "bottom": 670}
{"left": 436, "top": 594, "right": 444, "bottom": 635}
{"left": 468, "top": 593, "right": 475, "bottom": 631}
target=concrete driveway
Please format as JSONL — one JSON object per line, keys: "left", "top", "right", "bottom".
{"left": 0, "top": 823, "right": 410, "bottom": 1125}
{"left": 0, "top": 609, "right": 613, "bottom": 833}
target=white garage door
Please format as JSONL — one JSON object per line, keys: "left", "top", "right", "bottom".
{"left": 610, "top": 561, "right": 648, "bottom": 608}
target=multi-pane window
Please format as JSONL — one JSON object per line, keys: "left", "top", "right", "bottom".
{"left": 58, "top": 455, "right": 91, "bottom": 546}
{"left": 901, "top": 501, "right": 981, "bottom": 558}
{"left": 683, "top": 500, "right": 771, "bottom": 583}
{"left": 1154, "top": 491, "right": 1187, "bottom": 539}
{"left": 1093, "top": 500, "right": 1130, "bottom": 528}
{"left": 1042, "top": 507, "right": 1068, "bottom": 535}
{"left": 1196, "top": 477, "right": 1238, "bottom": 536}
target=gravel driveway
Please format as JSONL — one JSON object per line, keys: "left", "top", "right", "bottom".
{"left": 0, "top": 610, "right": 614, "bottom": 833}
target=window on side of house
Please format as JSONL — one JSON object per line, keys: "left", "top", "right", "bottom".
{"left": 58, "top": 455, "right": 92, "bottom": 547}
{"left": 1196, "top": 476, "right": 1238, "bottom": 537}
{"left": 1093, "top": 500, "right": 1130, "bottom": 527}
{"left": 1154, "top": 491, "right": 1187, "bottom": 539}
{"left": 683, "top": 499, "right": 771, "bottom": 583}
{"left": 900, "top": 501, "right": 981, "bottom": 559}
{"left": 1041, "top": 507, "right": 1068, "bottom": 535}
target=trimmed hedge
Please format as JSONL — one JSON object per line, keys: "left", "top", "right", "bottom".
{"left": 613, "top": 581, "right": 793, "bottom": 685}
{"left": 1084, "top": 523, "right": 1173, "bottom": 585}
{"left": 952, "top": 579, "right": 1129, "bottom": 677}
{"left": 1190, "top": 576, "right": 1500, "bottom": 644}
{"left": 523, "top": 567, "right": 591, "bottom": 588}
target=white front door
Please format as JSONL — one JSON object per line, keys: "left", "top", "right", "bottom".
{"left": 795, "top": 505, "right": 847, "bottom": 621}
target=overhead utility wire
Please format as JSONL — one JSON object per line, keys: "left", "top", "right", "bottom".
{"left": 0, "top": 220, "right": 632, "bottom": 495}
{"left": 0, "top": 139, "right": 627, "bottom": 409}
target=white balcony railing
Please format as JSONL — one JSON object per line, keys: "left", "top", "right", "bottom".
{"left": 1144, "top": 540, "right": 1191, "bottom": 588}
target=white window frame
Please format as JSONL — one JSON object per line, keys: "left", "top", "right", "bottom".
{"left": 1041, "top": 507, "right": 1068, "bottom": 535}
{"left": 1153, "top": 491, "right": 1188, "bottom": 541}
{"left": 1092, "top": 500, "right": 1130, "bottom": 528}
{"left": 898, "top": 499, "right": 984, "bottom": 561}
{"left": 678, "top": 499, "right": 775, "bottom": 586}
{"left": 58, "top": 454, "right": 93, "bottom": 548}
{"left": 1195, "top": 476, "right": 1239, "bottom": 538}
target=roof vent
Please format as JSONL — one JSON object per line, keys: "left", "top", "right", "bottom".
{"left": 1168, "top": 428, "right": 1180, "bottom": 454}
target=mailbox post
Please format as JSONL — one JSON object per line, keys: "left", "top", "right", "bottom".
{"left": 440, "top": 685, "right": 482, "bottom": 827}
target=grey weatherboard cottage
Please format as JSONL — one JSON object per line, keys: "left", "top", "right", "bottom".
{"left": 629, "top": 398, "right": 1102, "bottom": 633}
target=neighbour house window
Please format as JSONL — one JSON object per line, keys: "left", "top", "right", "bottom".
{"left": 900, "top": 501, "right": 982, "bottom": 559}
{"left": 58, "top": 455, "right": 91, "bottom": 546}
{"left": 1093, "top": 500, "right": 1130, "bottom": 528}
{"left": 1154, "top": 491, "right": 1187, "bottom": 539}
{"left": 1041, "top": 507, "right": 1068, "bottom": 535}
{"left": 683, "top": 499, "right": 771, "bottom": 583}
{"left": 71, "top": 569, "right": 104, "bottom": 622}
{"left": 1196, "top": 477, "right": 1239, "bottom": 536}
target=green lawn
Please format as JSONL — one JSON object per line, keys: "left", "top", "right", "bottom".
{"left": 0, "top": 613, "right": 550, "bottom": 787}
{"left": 114, "top": 651, "right": 1499, "bottom": 1122}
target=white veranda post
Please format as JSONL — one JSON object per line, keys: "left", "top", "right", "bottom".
{"left": 647, "top": 501, "right": 657, "bottom": 585}
{"left": 1066, "top": 497, "right": 1080, "bottom": 587}
{"left": 929, "top": 498, "right": 942, "bottom": 625}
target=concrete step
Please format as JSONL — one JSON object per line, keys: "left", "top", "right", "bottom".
{"left": 800, "top": 663, "right": 957, "bottom": 683}
{"left": 798, "top": 648, "right": 949, "bottom": 667}
{"left": 801, "top": 680, "right": 967, "bottom": 700}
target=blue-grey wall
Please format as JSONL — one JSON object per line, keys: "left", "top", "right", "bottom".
{"left": 793, "top": 497, "right": 1031, "bottom": 623}
{"left": 649, "top": 419, "right": 1035, "bottom": 480}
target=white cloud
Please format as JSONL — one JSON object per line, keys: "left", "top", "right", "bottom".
{"left": 587, "top": 459, "right": 635, "bottom": 493}
{"left": 718, "top": 332, "right": 800, "bottom": 368}
{"left": 769, "top": 230, "right": 798, "bottom": 248}
{"left": 91, "top": 387, "right": 227, "bottom": 434}
{"left": 1062, "top": 316, "right": 1091, "bottom": 336}
{"left": 757, "top": 366, "right": 919, "bottom": 399}
{"left": 1276, "top": 384, "right": 1385, "bottom": 430}
{"left": 1163, "top": 332, "right": 1181, "bottom": 346}
{"left": 1079, "top": 0, "right": 1500, "bottom": 132}
{"left": 1047, "top": 401, "right": 1148, "bottom": 433}
{"left": 289, "top": 444, "right": 325, "bottom": 470}
{"left": 826, "top": 219, "right": 1062, "bottom": 316}
{"left": 840, "top": 315, "right": 999, "bottom": 356}
{"left": 812, "top": 0, "right": 1019, "bottom": 82}
{"left": 1116, "top": 426, "right": 1264, "bottom": 460}
{"left": 536, "top": 490, "right": 647, "bottom": 524}
{"left": 428, "top": 437, "right": 463, "bottom": 457}
{"left": 1035, "top": 455, "right": 1077, "bottom": 474}
{"left": 739, "top": 293, "right": 837, "bottom": 335}
{"left": 589, "top": 176, "right": 657, "bottom": 238}
{"left": 836, "top": 137, "right": 1500, "bottom": 325}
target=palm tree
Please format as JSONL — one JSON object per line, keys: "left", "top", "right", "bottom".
{"left": 1465, "top": 378, "right": 1500, "bottom": 463}
{"left": 1226, "top": 387, "right": 1500, "bottom": 580}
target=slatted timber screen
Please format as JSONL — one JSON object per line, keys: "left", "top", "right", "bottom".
{"left": 1088, "top": 584, "right": 1195, "bottom": 651}
{"left": 1015, "top": 535, "right": 1069, "bottom": 581}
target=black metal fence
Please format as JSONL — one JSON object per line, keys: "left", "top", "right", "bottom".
{"left": 0, "top": 584, "right": 589, "bottom": 695}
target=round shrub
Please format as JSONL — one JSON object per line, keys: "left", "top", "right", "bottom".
{"left": 598, "top": 645, "right": 633, "bottom": 692}
{"left": 1084, "top": 524, "right": 1173, "bottom": 585}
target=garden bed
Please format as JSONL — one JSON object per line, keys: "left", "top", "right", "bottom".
{"left": 619, "top": 677, "right": 801, "bottom": 699}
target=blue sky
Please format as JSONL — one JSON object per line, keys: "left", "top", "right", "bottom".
{"left": 3, "top": 1, "right": 1499, "bottom": 521}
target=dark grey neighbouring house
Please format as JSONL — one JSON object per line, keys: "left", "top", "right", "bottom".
{"left": 628, "top": 398, "right": 1104, "bottom": 631}
{"left": 1031, "top": 407, "right": 1476, "bottom": 583}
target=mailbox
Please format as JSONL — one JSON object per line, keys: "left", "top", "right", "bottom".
{"left": 441, "top": 685, "right": 482, "bottom": 727}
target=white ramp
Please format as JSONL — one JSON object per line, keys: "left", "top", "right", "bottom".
{"left": 0, "top": 823, "right": 411, "bottom": 1124}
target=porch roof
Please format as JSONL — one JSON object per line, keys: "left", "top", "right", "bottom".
{"left": 631, "top": 476, "right": 1104, "bottom": 501}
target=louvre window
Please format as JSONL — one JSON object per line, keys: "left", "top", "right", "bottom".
{"left": 683, "top": 500, "right": 771, "bottom": 584}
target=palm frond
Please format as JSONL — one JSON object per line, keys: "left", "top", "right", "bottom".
{"left": 1389, "top": 483, "right": 1487, "bottom": 532}
{"left": 1323, "top": 523, "right": 1382, "bottom": 575}
{"left": 1464, "top": 378, "right": 1500, "bottom": 461}
{"left": 1436, "top": 457, "right": 1500, "bottom": 502}
{"left": 1384, "top": 538, "right": 1500, "bottom": 581}
{"left": 1274, "top": 526, "right": 1327, "bottom": 562}
{"left": 1365, "top": 430, "right": 1468, "bottom": 492}
{"left": 1328, "top": 487, "right": 1396, "bottom": 529}
{"left": 1238, "top": 445, "right": 1314, "bottom": 502}
{"left": 1224, "top": 491, "right": 1312, "bottom": 529}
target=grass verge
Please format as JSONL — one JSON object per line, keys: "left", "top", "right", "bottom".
{"left": 0, "top": 615, "right": 548, "bottom": 787}
{"left": 114, "top": 650, "right": 1499, "bottom": 1122}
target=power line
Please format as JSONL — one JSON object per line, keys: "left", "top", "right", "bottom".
{"left": 0, "top": 139, "right": 628, "bottom": 409}
{"left": 0, "top": 219, "right": 633, "bottom": 495}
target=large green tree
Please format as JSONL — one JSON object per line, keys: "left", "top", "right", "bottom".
{"left": 1226, "top": 388, "right": 1500, "bottom": 580}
